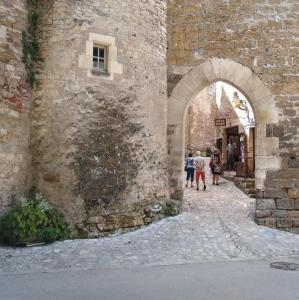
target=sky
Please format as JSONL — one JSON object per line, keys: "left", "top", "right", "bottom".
{"left": 215, "top": 81, "right": 255, "bottom": 128}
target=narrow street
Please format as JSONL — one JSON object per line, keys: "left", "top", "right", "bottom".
{"left": 1, "top": 258, "right": 299, "bottom": 300}
{"left": 1, "top": 170, "right": 299, "bottom": 275}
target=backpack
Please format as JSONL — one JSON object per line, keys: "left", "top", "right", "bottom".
{"left": 185, "top": 157, "right": 194, "bottom": 169}
{"left": 188, "top": 158, "right": 195, "bottom": 167}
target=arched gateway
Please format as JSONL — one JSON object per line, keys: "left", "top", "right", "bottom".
{"left": 167, "top": 58, "right": 280, "bottom": 200}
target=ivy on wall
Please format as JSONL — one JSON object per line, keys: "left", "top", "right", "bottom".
{"left": 22, "top": 0, "right": 40, "bottom": 87}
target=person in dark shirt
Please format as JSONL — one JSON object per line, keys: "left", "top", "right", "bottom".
{"left": 209, "top": 149, "right": 221, "bottom": 185}
{"left": 185, "top": 153, "right": 195, "bottom": 187}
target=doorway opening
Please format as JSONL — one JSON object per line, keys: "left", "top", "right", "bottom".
{"left": 184, "top": 81, "right": 256, "bottom": 194}
{"left": 167, "top": 58, "right": 279, "bottom": 203}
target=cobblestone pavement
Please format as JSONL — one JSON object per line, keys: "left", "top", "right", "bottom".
{"left": 1, "top": 174, "right": 299, "bottom": 275}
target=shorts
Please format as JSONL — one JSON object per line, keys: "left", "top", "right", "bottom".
{"left": 196, "top": 171, "right": 205, "bottom": 181}
{"left": 186, "top": 168, "right": 195, "bottom": 182}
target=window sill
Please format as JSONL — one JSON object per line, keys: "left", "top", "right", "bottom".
{"left": 91, "top": 69, "right": 110, "bottom": 76}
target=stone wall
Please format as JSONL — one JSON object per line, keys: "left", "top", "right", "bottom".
{"left": 167, "top": 0, "right": 299, "bottom": 230}
{"left": 31, "top": 0, "right": 171, "bottom": 236}
{"left": 185, "top": 85, "right": 217, "bottom": 153}
{"left": 0, "top": 0, "right": 31, "bottom": 212}
{"left": 0, "top": 0, "right": 298, "bottom": 235}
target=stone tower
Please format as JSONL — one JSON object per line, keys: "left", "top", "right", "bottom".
{"left": 31, "top": 0, "right": 169, "bottom": 235}
{"left": 0, "top": 0, "right": 31, "bottom": 212}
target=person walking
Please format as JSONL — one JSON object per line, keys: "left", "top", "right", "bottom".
{"left": 195, "top": 150, "right": 206, "bottom": 191}
{"left": 227, "top": 139, "right": 235, "bottom": 171}
{"left": 185, "top": 153, "right": 195, "bottom": 187}
{"left": 210, "top": 148, "right": 221, "bottom": 185}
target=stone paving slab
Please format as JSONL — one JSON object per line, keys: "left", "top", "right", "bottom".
{"left": 1, "top": 177, "right": 299, "bottom": 275}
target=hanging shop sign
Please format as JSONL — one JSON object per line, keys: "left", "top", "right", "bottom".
{"left": 215, "top": 118, "right": 226, "bottom": 126}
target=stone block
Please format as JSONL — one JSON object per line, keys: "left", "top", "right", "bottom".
{"left": 276, "top": 218, "right": 292, "bottom": 229}
{"left": 87, "top": 216, "right": 102, "bottom": 224}
{"left": 0, "top": 26, "right": 7, "bottom": 39}
{"left": 255, "top": 190, "right": 266, "bottom": 198}
{"left": 288, "top": 188, "right": 299, "bottom": 199}
{"left": 288, "top": 211, "right": 299, "bottom": 218}
{"left": 256, "top": 198, "right": 276, "bottom": 210}
{"left": 276, "top": 180, "right": 297, "bottom": 189}
{"left": 0, "top": 128, "right": 7, "bottom": 138}
{"left": 288, "top": 157, "right": 299, "bottom": 169}
{"left": 188, "top": 68, "right": 210, "bottom": 92}
{"left": 143, "top": 217, "right": 152, "bottom": 224}
{"left": 276, "top": 198, "right": 294, "bottom": 210}
{"left": 293, "top": 219, "right": 299, "bottom": 228}
{"left": 255, "top": 155, "right": 281, "bottom": 171}
{"left": 255, "top": 179, "right": 265, "bottom": 190}
{"left": 199, "top": 60, "right": 217, "bottom": 82}
{"left": 272, "top": 210, "right": 288, "bottom": 218}
{"left": 256, "top": 218, "right": 265, "bottom": 226}
{"left": 255, "top": 210, "right": 271, "bottom": 218}
{"left": 167, "top": 98, "right": 186, "bottom": 124}
{"left": 272, "top": 125, "right": 284, "bottom": 138}
{"left": 295, "top": 199, "right": 299, "bottom": 209}
{"left": 265, "top": 217, "right": 277, "bottom": 228}
{"left": 255, "top": 137, "right": 279, "bottom": 156}
{"left": 171, "top": 81, "right": 195, "bottom": 104}
{"left": 219, "top": 58, "right": 253, "bottom": 87}
{"left": 263, "top": 188, "right": 288, "bottom": 199}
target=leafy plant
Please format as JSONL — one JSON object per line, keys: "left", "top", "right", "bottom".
{"left": 0, "top": 193, "right": 70, "bottom": 246}
{"left": 22, "top": 0, "right": 40, "bottom": 87}
{"left": 36, "top": 227, "right": 58, "bottom": 244}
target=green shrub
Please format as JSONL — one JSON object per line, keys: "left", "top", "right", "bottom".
{"left": 36, "top": 227, "right": 58, "bottom": 244}
{"left": 0, "top": 193, "right": 70, "bottom": 246}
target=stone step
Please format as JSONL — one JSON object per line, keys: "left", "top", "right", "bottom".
{"left": 248, "top": 194, "right": 256, "bottom": 198}
{"left": 245, "top": 182, "right": 255, "bottom": 188}
{"left": 239, "top": 181, "right": 255, "bottom": 190}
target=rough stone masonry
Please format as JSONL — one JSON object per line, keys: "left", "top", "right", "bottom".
{"left": 0, "top": 0, "right": 298, "bottom": 235}
{"left": 0, "top": 0, "right": 31, "bottom": 212}
{"left": 167, "top": 0, "right": 299, "bottom": 232}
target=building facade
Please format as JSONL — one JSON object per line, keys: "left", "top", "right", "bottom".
{"left": 185, "top": 85, "right": 218, "bottom": 154}
{"left": 0, "top": 0, "right": 298, "bottom": 234}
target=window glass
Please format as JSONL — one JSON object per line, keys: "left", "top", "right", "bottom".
{"left": 93, "top": 47, "right": 98, "bottom": 57}
{"left": 93, "top": 57, "right": 98, "bottom": 69}
{"left": 93, "top": 46, "right": 106, "bottom": 72}
{"left": 99, "top": 48, "right": 105, "bottom": 58}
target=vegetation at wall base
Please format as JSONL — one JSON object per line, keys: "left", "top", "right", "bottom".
{"left": 0, "top": 192, "right": 70, "bottom": 246}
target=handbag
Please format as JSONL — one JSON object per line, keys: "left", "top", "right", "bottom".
{"left": 214, "top": 164, "right": 221, "bottom": 173}
{"left": 184, "top": 165, "right": 188, "bottom": 172}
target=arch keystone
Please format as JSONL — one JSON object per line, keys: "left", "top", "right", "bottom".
{"left": 219, "top": 59, "right": 253, "bottom": 88}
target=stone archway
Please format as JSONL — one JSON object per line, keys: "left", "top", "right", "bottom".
{"left": 167, "top": 58, "right": 280, "bottom": 200}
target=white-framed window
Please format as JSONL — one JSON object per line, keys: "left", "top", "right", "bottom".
{"left": 79, "top": 33, "right": 123, "bottom": 79}
{"left": 92, "top": 45, "right": 107, "bottom": 72}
